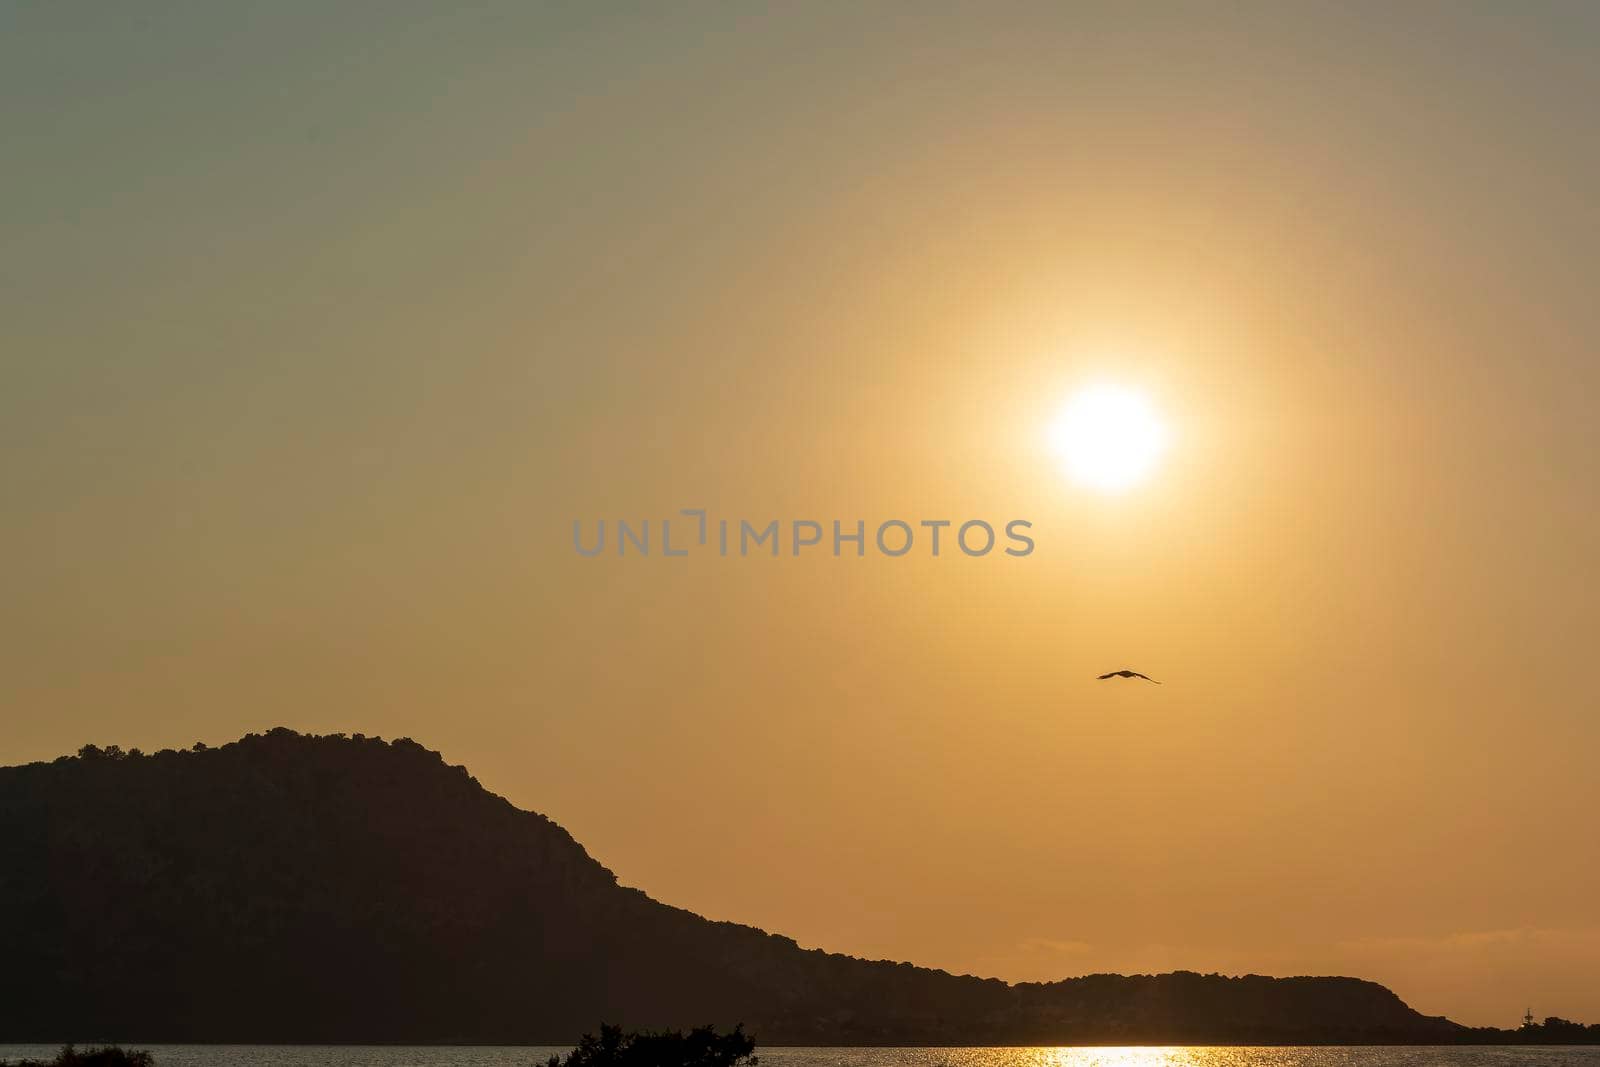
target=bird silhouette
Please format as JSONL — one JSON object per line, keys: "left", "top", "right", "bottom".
{"left": 1097, "top": 669, "right": 1161, "bottom": 683}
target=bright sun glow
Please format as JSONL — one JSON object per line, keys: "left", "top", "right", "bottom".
{"left": 1048, "top": 384, "right": 1170, "bottom": 492}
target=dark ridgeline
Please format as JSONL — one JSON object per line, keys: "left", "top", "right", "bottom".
{"left": 0, "top": 729, "right": 1563, "bottom": 1045}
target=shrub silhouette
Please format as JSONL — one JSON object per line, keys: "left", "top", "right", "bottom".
{"left": 545, "top": 1024, "right": 756, "bottom": 1067}
{"left": 0, "top": 1047, "right": 154, "bottom": 1067}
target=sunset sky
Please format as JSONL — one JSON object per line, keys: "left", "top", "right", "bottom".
{"left": 4, "top": 3, "right": 1598, "bottom": 1028}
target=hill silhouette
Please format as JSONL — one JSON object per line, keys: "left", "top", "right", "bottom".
{"left": 0, "top": 729, "right": 1473, "bottom": 1045}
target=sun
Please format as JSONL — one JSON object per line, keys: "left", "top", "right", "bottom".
{"left": 1048, "top": 383, "right": 1169, "bottom": 492}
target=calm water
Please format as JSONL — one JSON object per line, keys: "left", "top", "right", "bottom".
{"left": 1, "top": 1047, "right": 1596, "bottom": 1067}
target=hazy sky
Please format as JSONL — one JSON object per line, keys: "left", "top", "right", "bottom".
{"left": 4, "top": 2, "right": 1598, "bottom": 1028}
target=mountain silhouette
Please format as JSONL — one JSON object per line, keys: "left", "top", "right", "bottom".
{"left": 0, "top": 729, "right": 1470, "bottom": 1045}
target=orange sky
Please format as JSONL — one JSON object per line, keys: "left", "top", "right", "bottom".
{"left": 3, "top": 3, "right": 1597, "bottom": 1027}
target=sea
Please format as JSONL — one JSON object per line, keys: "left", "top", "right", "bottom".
{"left": 1, "top": 1047, "right": 1597, "bottom": 1067}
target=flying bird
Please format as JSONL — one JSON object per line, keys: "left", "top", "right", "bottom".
{"left": 1097, "top": 669, "right": 1161, "bottom": 683}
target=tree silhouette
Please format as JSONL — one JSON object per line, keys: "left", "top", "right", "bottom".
{"left": 546, "top": 1024, "right": 756, "bottom": 1067}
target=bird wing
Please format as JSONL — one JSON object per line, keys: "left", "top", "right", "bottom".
{"left": 1097, "top": 669, "right": 1163, "bottom": 682}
